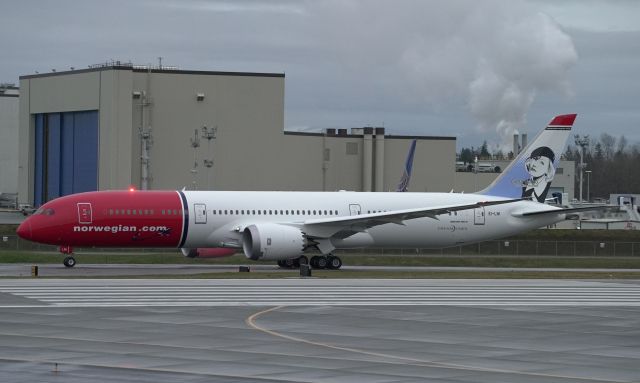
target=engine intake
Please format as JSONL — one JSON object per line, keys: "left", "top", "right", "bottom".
{"left": 242, "top": 223, "right": 305, "bottom": 261}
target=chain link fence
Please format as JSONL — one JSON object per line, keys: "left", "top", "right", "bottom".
{"left": 1, "top": 234, "right": 639, "bottom": 257}
{"left": 337, "top": 240, "right": 640, "bottom": 257}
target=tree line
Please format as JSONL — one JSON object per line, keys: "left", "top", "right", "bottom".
{"left": 458, "top": 141, "right": 513, "bottom": 164}
{"left": 563, "top": 134, "right": 640, "bottom": 200}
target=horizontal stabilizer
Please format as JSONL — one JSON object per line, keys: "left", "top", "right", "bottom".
{"left": 517, "top": 205, "right": 620, "bottom": 217}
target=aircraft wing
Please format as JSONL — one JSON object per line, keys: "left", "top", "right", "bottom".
{"left": 301, "top": 198, "right": 525, "bottom": 239}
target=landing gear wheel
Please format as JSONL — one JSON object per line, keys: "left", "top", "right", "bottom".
{"left": 285, "top": 258, "right": 297, "bottom": 269}
{"left": 277, "top": 260, "right": 286, "bottom": 268}
{"left": 313, "top": 256, "right": 328, "bottom": 269}
{"left": 327, "top": 256, "right": 342, "bottom": 270}
{"left": 63, "top": 256, "right": 76, "bottom": 268}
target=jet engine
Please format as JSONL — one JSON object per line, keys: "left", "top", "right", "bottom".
{"left": 242, "top": 223, "right": 305, "bottom": 261}
{"left": 181, "top": 248, "right": 237, "bottom": 258}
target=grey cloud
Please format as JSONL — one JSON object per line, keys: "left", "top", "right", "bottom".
{"left": 0, "top": 0, "right": 637, "bottom": 149}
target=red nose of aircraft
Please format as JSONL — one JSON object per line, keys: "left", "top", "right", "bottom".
{"left": 16, "top": 219, "right": 32, "bottom": 241}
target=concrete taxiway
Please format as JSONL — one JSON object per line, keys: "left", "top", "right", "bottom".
{"left": 0, "top": 279, "right": 639, "bottom": 382}
{"left": 3, "top": 263, "right": 640, "bottom": 277}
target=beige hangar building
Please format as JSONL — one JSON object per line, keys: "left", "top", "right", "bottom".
{"left": 18, "top": 63, "right": 458, "bottom": 206}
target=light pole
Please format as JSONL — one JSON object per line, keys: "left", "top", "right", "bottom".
{"left": 574, "top": 135, "right": 589, "bottom": 203}
{"left": 585, "top": 170, "right": 592, "bottom": 202}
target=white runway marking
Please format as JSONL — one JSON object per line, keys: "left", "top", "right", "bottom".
{"left": 1, "top": 279, "right": 639, "bottom": 307}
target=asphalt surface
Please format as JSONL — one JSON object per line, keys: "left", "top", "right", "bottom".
{"left": 0, "top": 279, "right": 639, "bottom": 382}
{"left": 2, "top": 263, "right": 640, "bottom": 277}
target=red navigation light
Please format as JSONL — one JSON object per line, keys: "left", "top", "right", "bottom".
{"left": 129, "top": 186, "right": 136, "bottom": 192}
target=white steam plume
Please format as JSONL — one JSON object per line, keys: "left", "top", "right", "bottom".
{"left": 305, "top": 1, "right": 578, "bottom": 147}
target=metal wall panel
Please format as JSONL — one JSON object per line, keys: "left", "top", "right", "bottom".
{"left": 72, "top": 111, "right": 98, "bottom": 193}
{"left": 45, "top": 113, "right": 61, "bottom": 201}
{"left": 32, "top": 111, "right": 98, "bottom": 205}
{"left": 33, "top": 115, "right": 44, "bottom": 206}
{"left": 60, "top": 112, "right": 75, "bottom": 196}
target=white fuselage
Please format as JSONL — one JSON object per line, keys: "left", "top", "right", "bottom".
{"left": 181, "top": 191, "right": 560, "bottom": 250}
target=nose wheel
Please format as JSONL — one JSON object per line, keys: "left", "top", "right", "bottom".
{"left": 59, "top": 245, "right": 76, "bottom": 268}
{"left": 63, "top": 256, "right": 76, "bottom": 268}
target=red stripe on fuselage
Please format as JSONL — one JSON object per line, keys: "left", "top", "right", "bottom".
{"left": 23, "top": 191, "right": 184, "bottom": 247}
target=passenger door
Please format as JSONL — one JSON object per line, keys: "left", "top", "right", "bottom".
{"left": 349, "top": 204, "right": 362, "bottom": 216}
{"left": 474, "top": 206, "right": 485, "bottom": 225}
{"left": 194, "top": 203, "right": 207, "bottom": 224}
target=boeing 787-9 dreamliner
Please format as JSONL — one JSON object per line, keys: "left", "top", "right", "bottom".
{"left": 18, "top": 114, "right": 598, "bottom": 268}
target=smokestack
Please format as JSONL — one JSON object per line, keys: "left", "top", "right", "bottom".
{"left": 521, "top": 133, "right": 528, "bottom": 150}
{"left": 374, "top": 128, "right": 385, "bottom": 192}
{"left": 362, "top": 128, "right": 373, "bottom": 192}
{"left": 513, "top": 134, "right": 519, "bottom": 155}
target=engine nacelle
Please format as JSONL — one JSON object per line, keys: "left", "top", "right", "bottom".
{"left": 181, "top": 248, "right": 237, "bottom": 258}
{"left": 242, "top": 223, "right": 305, "bottom": 261}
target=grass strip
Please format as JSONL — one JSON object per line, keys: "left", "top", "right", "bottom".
{"left": 5, "top": 270, "right": 640, "bottom": 279}
{"left": 2, "top": 251, "right": 640, "bottom": 269}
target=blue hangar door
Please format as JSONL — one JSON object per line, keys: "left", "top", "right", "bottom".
{"left": 33, "top": 111, "right": 98, "bottom": 206}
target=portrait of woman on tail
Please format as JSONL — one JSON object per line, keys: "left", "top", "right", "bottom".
{"left": 520, "top": 146, "right": 556, "bottom": 203}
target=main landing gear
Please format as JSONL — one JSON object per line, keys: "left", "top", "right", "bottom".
{"left": 60, "top": 245, "right": 76, "bottom": 268}
{"left": 277, "top": 255, "right": 342, "bottom": 270}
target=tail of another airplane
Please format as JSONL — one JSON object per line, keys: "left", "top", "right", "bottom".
{"left": 396, "top": 139, "right": 417, "bottom": 192}
{"left": 477, "top": 114, "right": 577, "bottom": 202}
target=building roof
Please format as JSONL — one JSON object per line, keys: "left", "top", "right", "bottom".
{"left": 283, "top": 131, "right": 455, "bottom": 141}
{"left": 0, "top": 84, "right": 18, "bottom": 97}
{"left": 19, "top": 62, "right": 284, "bottom": 80}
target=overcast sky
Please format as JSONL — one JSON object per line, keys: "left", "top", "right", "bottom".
{"left": 1, "top": 0, "right": 638, "bottom": 151}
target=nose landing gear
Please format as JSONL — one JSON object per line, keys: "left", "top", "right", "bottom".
{"left": 63, "top": 256, "right": 76, "bottom": 268}
{"left": 60, "top": 245, "right": 76, "bottom": 268}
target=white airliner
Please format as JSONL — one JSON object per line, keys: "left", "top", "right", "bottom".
{"left": 18, "top": 114, "right": 597, "bottom": 268}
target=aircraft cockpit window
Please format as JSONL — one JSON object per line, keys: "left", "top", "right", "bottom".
{"left": 37, "top": 208, "right": 55, "bottom": 216}
{"left": 33, "top": 208, "right": 54, "bottom": 216}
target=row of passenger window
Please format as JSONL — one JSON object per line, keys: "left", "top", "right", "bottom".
{"left": 212, "top": 209, "right": 339, "bottom": 216}
{"left": 108, "top": 209, "right": 181, "bottom": 216}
